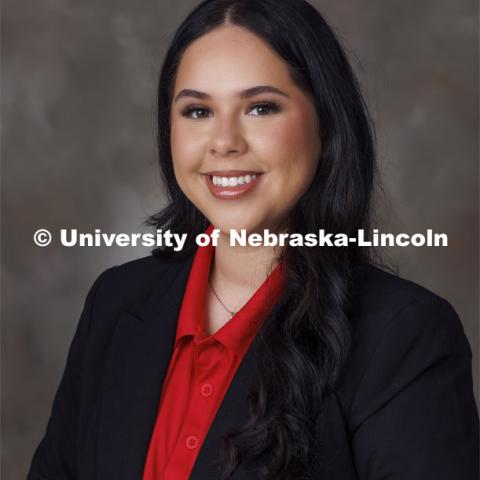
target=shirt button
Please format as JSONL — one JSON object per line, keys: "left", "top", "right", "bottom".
{"left": 185, "top": 435, "right": 198, "bottom": 449}
{"left": 201, "top": 383, "right": 214, "bottom": 397}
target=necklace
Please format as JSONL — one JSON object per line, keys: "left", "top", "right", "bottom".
{"left": 208, "top": 278, "right": 236, "bottom": 319}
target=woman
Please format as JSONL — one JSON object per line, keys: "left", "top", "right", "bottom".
{"left": 28, "top": 0, "right": 479, "bottom": 479}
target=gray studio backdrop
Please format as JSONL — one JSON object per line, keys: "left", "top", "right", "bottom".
{"left": 2, "top": 0, "right": 478, "bottom": 478}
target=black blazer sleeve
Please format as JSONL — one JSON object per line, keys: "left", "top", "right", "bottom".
{"left": 350, "top": 295, "right": 479, "bottom": 480}
{"left": 27, "top": 268, "right": 112, "bottom": 480}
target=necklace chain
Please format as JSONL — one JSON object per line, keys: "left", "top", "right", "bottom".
{"left": 208, "top": 278, "right": 236, "bottom": 319}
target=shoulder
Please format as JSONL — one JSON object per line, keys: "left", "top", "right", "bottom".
{"left": 350, "top": 263, "right": 465, "bottom": 342}
{"left": 84, "top": 252, "right": 194, "bottom": 320}
{"left": 354, "top": 262, "right": 454, "bottom": 311}
{"left": 99, "top": 252, "right": 190, "bottom": 285}
{"left": 336, "top": 263, "right": 471, "bottom": 418}
{"left": 332, "top": 265, "right": 479, "bottom": 477}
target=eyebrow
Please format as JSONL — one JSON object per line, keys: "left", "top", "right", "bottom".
{"left": 173, "top": 85, "right": 290, "bottom": 103}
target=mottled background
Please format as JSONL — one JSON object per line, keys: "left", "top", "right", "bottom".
{"left": 2, "top": 0, "right": 478, "bottom": 478}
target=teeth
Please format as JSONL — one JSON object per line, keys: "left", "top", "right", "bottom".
{"left": 212, "top": 174, "right": 257, "bottom": 187}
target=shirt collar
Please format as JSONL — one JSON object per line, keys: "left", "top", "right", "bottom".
{"left": 175, "top": 224, "right": 284, "bottom": 357}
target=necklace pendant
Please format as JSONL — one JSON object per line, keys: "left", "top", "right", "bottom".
{"left": 230, "top": 312, "right": 234, "bottom": 319}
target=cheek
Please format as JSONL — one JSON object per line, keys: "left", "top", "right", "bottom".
{"left": 257, "top": 110, "right": 320, "bottom": 182}
{"left": 170, "top": 120, "right": 205, "bottom": 178}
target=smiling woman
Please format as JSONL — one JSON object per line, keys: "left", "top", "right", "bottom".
{"left": 27, "top": 1, "right": 478, "bottom": 480}
{"left": 170, "top": 26, "right": 321, "bottom": 234}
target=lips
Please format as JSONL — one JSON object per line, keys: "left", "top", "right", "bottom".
{"left": 204, "top": 172, "right": 263, "bottom": 199}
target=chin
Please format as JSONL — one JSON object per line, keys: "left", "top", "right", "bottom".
{"left": 205, "top": 216, "right": 263, "bottom": 235}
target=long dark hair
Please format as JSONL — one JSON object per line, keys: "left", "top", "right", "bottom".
{"left": 146, "top": 0, "right": 378, "bottom": 478}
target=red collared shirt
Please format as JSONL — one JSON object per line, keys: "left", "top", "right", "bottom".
{"left": 142, "top": 224, "right": 284, "bottom": 480}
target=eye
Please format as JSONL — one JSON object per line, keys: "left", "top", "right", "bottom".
{"left": 248, "top": 102, "right": 280, "bottom": 116}
{"left": 180, "top": 106, "right": 211, "bottom": 119}
{"left": 179, "top": 102, "right": 281, "bottom": 119}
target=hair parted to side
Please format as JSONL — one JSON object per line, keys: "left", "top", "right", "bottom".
{"left": 146, "top": 0, "right": 379, "bottom": 478}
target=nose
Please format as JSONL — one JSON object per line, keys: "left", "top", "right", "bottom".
{"left": 208, "top": 115, "right": 247, "bottom": 157}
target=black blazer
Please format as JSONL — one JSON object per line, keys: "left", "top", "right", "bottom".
{"left": 28, "top": 253, "right": 479, "bottom": 479}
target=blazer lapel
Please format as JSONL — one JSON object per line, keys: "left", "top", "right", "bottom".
{"left": 96, "top": 255, "right": 194, "bottom": 480}
{"left": 96, "top": 252, "right": 278, "bottom": 480}
{"left": 191, "top": 304, "right": 281, "bottom": 480}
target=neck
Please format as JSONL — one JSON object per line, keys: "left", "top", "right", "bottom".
{"left": 210, "top": 230, "right": 280, "bottom": 294}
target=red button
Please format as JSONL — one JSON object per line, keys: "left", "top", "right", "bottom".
{"left": 185, "top": 435, "right": 198, "bottom": 449}
{"left": 201, "top": 383, "right": 214, "bottom": 397}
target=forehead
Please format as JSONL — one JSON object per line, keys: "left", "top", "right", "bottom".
{"left": 174, "top": 25, "right": 295, "bottom": 94}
